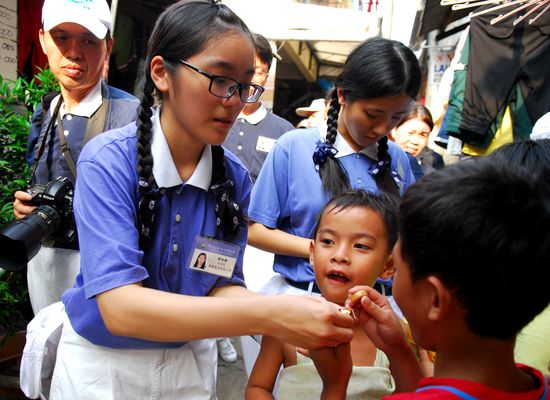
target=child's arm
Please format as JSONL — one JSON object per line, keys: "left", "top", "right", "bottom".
{"left": 309, "top": 343, "right": 352, "bottom": 400}
{"left": 352, "top": 286, "right": 423, "bottom": 392}
{"left": 246, "top": 335, "right": 286, "bottom": 400}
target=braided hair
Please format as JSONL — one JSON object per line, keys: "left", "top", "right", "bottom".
{"left": 319, "top": 38, "right": 421, "bottom": 198}
{"left": 136, "top": 0, "right": 253, "bottom": 243}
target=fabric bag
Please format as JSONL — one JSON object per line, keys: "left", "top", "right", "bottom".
{"left": 20, "top": 301, "right": 65, "bottom": 399}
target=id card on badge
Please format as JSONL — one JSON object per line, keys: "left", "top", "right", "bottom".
{"left": 188, "top": 235, "right": 240, "bottom": 278}
{"left": 256, "top": 135, "right": 276, "bottom": 153}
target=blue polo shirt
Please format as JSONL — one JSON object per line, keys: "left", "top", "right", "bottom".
{"left": 248, "top": 127, "right": 414, "bottom": 283}
{"left": 62, "top": 108, "right": 252, "bottom": 349}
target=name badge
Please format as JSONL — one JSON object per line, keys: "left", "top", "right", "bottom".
{"left": 256, "top": 136, "right": 276, "bottom": 153}
{"left": 188, "top": 235, "right": 240, "bottom": 278}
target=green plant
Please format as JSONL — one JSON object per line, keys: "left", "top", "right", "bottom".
{"left": 0, "top": 68, "right": 59, "bottom": 341}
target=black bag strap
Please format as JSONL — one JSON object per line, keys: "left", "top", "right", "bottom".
{"left": 28, "top": 97, "right": 63, "bottom": 182}
{"left": 56, "top": 109, "right": 77, "bottom": 178}
{"left": 29, "top": 82, "right": 111, "bottom": 182}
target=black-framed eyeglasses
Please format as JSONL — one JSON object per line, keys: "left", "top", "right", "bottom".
{"left": 179, "top": 60, "right": 265, "bottom": 103}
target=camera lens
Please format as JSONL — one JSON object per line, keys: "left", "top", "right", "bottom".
{"left": 0, "top": 205, "right": 61, "bottom": 272}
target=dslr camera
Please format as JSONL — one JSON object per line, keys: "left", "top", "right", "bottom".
{"left": 0, "top": 176, "right": 76, "bottom": 272}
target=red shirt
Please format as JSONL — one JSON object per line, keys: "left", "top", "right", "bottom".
{"left": 386, "top": 365, "right": 548, "bottom": 399}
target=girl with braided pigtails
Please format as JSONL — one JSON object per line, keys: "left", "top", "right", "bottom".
{"left": 248, "top": 37, "right": 421, "bottom": 297}
{"left": 46, "top": 1, "right": 354, "bottom": 398}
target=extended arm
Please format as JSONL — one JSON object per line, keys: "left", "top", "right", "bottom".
{"left": 97, "top": 284, "right": 354, "bottom": 349}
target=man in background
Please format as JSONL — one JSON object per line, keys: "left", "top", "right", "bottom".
{"left": 13, "top": 0, "right": 138, "bottom": 314}
{"left": 224, "top": 33, "right": 294, "bottom": 182}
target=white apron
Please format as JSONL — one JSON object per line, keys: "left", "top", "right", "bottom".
{"left": 49, "top": 313, "right": 218, "bottom": 400}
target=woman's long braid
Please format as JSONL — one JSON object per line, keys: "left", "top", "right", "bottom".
{"left": 375, "top": 136, "right": 400, "bottom": 197}
{"left": 136, "top": 73, "right": 163, "bottom": 244}
{"left": 136, "top": 76, "right": 155, "bottom": 192}
{"left": 325, "top": 90, "right": 340, "bottom": 147}
{"left": 319, "top": 90, "right": 351, "bottom": 197}
{"left": 210, "top": 145, "right": 244, "bottom": 238}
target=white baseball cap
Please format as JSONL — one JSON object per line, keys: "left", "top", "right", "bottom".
{"left": 42, "top": 0, "right": 112, "bottom": 39}
{"left": 296, "top": 98, "right": 326, "bottom": 117}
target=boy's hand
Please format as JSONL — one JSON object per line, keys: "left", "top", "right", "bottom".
{"left": 309, "top": 343, "right": 351, "bottom": 400}
{"left": 13, "top": 190, "right": 35, "bottom": 219}
{"left": 350, "top": 286, "right": 424, "bottom": 392}
{"left": 349, "top": 286, "right": 407, "bottom": 353}
{"left": 417, "top": 347, "right": 435, "bottom": 377}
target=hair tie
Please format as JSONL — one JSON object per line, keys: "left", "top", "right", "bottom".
{"left": 138, "top": 185, "right": 164, "bottom": 242}
{"left": 369, "top": 159, "right": 390, "bottom": 177}
{"left": 369, "top": 160, "right": 404, "bottom": 191}
{"left": 210, "top": 179, "right": 244, "bottom": 237}
{"left": 313, "top": 140, "right": 338, "bottom": 171}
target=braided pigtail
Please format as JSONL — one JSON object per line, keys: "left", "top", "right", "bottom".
{"left": 314, "top": 90, "right": 350, "bottom": 197}
{"left": 136, "top": 73, "right": 163, "bottom": 245}
{"left": 210, "top": 145, "right": 244, "bottom": 238}
{"left": 374, "top": 136, "right": 400, "bottom": 197}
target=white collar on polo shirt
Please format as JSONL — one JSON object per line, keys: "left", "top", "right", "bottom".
{"left": 320, "top": 127, "right": 379, "bottom": 161}
{"left": 238, "top": 102, "right": 267, "bottom": 125}
{"left": 50, "top": 79, "right": 103, "bottom": 119}
{"left": 150, "top": 106, "right": 212, "bottom": 190}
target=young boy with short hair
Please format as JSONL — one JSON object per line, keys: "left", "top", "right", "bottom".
{"left": 311, "top": 157, "right": 550, "bottom": 399}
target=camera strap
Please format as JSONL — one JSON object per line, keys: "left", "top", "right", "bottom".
{"left": 29, "top": 98, "right": 64, "bottom": 183}
{"left": 56, "top": 111, "right": 78, "bottom": 178}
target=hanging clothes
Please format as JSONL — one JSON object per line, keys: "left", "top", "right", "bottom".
{"left": 444, "top": 4, "right": 550, "bottom": 149}
{"left": 432, "top": 26, "right": 470, "bottom": 150}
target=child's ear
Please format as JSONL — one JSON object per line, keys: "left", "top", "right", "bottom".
{"left": 309, "top": 240, "right": 315, "bottom": 266}
{"left": 379, "top": 254, "right": 395, "bottom": 280}
{"left": 425, "top": 276, "right": 452, "bottom": 322}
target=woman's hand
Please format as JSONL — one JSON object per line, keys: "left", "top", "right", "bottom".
{"left": 13, "top": 190, "right": 35, "bottom": 219}
{"left": 265, "top": 294, "right": 355, "bottom": 349}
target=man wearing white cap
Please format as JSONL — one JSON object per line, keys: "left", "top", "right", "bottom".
{"left": 295, "top": 98, "right": 328, "bottom": 128}
{"left": 13, "top": 0, "right": 138, "bottom": 314}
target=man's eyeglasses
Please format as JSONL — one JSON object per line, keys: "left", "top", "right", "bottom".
{"left": 179, "top": 60, "right": 265, "bottom": 103}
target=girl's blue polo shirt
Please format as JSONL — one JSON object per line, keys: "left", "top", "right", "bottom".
{"left": 248, "top": 127, "right": 414, "bottom": 283}
{"left": 61, "top": 109, "right": 252, "bottom": 349}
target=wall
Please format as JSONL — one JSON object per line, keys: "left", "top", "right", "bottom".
{"left": 0, "top": 0, "right": 17, "bottom": 80}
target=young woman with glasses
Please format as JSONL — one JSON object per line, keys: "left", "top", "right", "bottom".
{"left": 47, "top": 1, "right": 354, "bottom": 398}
